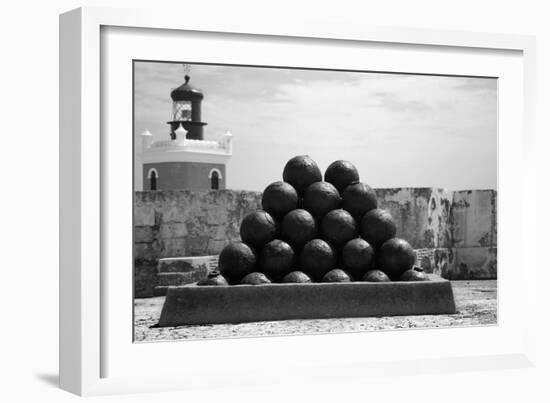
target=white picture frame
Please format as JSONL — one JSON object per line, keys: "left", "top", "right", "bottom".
{"left": 59, "top": 7, "right": 537, "bottom": 396}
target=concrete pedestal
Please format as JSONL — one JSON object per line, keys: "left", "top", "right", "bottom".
{"left": 158, "top": 274, "right": 456, "bottom": 327}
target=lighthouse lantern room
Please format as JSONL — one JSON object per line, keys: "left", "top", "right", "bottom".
{"left": 167, "top": 74, "right": 207, "bottom": 140}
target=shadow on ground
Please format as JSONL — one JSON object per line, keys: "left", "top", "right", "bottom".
{"left": 35, "top": 373, "right": 59, "bottom": 387}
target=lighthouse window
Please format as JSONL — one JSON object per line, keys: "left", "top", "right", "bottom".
{"left": 173, "top": 101, "right": 192, "bottom": 121}
{"left": 211, "top": 171, "right": 219, "bottom": 190}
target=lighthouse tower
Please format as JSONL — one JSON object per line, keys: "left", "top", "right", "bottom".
{"left": 137, "top": 73, "right": 233, "bottom": 191}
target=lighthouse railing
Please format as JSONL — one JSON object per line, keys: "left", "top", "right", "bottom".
{"left": 147, "top": 137, "right": 232, "bottom": 153}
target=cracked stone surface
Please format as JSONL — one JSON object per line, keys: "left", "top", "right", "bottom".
{"left": 134, "top": 280, "right": 496, "bottom": 342}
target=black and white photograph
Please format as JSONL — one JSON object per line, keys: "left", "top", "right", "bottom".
{"left": 133, "top": 61, "right": 497, "bottom": 342}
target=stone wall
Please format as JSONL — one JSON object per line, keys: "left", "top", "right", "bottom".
{"left": 376, "top": 188, "right": 497, "bottom": 280}
{"left": 376, "top": 188, "right": 453, "bottom": 249}
{"left": 134, "top": 188, "right": 497, "bottom": 296}
{"left": 447, "top": 190, "right": 497, "bottom": 280}
{"left": 134, "top": 190, "right": 261, "bottom": 297}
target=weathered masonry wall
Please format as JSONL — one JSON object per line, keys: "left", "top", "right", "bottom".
{"left": 375, "top": 188, "right": 497, "bottom": 280}
{"left": 134, "top": 188, "right": 497, "bottom": 297}
{"left": 448, "top": 190, "right": 497, "bottom": 280}
{"left": 134, "top": 190, "right": 261, "bottom": 297}
{"left": 375, "top": 188, "right": 453, "bottom": 249}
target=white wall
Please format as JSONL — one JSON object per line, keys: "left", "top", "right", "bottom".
{"left": 1, "top": 1, "right": 549, "bottom": 402}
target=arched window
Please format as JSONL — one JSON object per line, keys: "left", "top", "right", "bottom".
{"left": 211, "top": 171, "right": 219, "bottom": 190}
{"left": 208, "top": 168, "right": 223, "bottom": 190}
{"left": 150, "top": 171, "right": 157, "bottom": 190}
{"left": 147, "top": 168, "right": 159, "bottom": 191}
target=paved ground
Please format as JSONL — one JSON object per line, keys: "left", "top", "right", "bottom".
{"left": 134, "top": 280, "right": 497, "bottom": 342}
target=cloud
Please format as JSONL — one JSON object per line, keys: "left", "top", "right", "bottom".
{"left": 134, "top": 62, "right": 497, "bottom": 191}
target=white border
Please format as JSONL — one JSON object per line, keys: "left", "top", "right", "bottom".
{"left": 103, "top": 21, "right": 524, "bottom": 385}
{"left": 59, "top": 7, "right": 537, "bottom": 396}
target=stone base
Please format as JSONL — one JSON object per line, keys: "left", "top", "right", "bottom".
{"left": 157, "top": 274, "right": 456, "bottom": 327}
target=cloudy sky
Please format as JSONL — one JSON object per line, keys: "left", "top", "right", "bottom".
{"left": 134, "top": 61, "right": 497, "bottom": 192}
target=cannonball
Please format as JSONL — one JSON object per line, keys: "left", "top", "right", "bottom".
{"left": 281, "top": 209, "right": 318, "bottom": 249}
{"left": 362, "top": 269, "right": 391, "bottom": 282}
{"left": 261, "top": 181, "right": 299, "bottom": 219}
{"left": 218, "top": 242, "right": 257, "bottom": 283}
{"left": 321, "top": 209, "right": 358, "bottom": 247}
{"left": 302, "top": 181, "right": 341, "bottom": 218}
{"left": 300, "top": 239, "right": 337, "bottom": 281}
{"left": 260, "top": 239, "right": 295, "bottom": 281}
{"left": 341, "top": 182, "right": 378, "bottom": 220}
{"left": 324, "top": 160, "right": 360, "bottom": 193}
{"left": 377, "top": 238, "right": 416, "bottom": 280}
{"left": 282, "top": 271, "right": 312, "bottom": 283}
{"left": 342, "top": 238, "right": 374, "bottom": 280}
{"left": 322, "top": 269, "right": 351, "bottom": 283}
{"left": 197, "top": 270, "right": 229, "bottom": 286}
{"left": 360, "top": 208, "right": 397, "bottom": 248}
{"left": 240, "top": 210, "right": 277, "bottom": 250}
{"left": 282, "top": 155, "right": 323, "bottom": 195}
{"left": 400, "top": 267, "right": 429, "bottom": 281}
{"left": 240, "top": 272, "right": 272, "bottom": 285}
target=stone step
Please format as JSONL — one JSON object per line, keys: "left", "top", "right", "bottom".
{"left": 154, "top": 256, "right": 218, "bottom": 297}
{"left": 157, "top": 269, "right": 209, "bottom": 287}
{"left": 157, "top": 255, "right": 218, "bottom": 273}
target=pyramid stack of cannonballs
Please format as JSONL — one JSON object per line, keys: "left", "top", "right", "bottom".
{"left": 208, "top": 155, "right": 427, "bottom": 286}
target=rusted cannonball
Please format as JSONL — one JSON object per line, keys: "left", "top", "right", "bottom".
{"left": 342, "top": 238, "right": 374, "bottom": 280}
{"left": 360, "top": 208, "right": 397, "bottom": 248}
{"left": 302, "top": 181, "right": 341, "bottom": 218}
{"left": 261, "top": 181, "right": 299, "bottom": 219}
{"left": 321, "top": 209, "right": 358, "bottom": 248}
{"left": 240, "top": 272, "right": 272, "bottom": 285}
{"left": 281, "top": 209, "right": 318, "bottom": 249}
{"left": 197, "top": 270, "right": 229, "bottom": 286}
{"left": 300, "top": 239, "right": 337, "bottom": 281}
{"left": 218, "top": 242, "right": 257, "bottom": 284}
{"left": 282, "top": 270, "right": 312, "bottom": 283}
{"left": 362, "top": 269, "right": 391, "bottom": 282}
{"left": 322, "top": 268, "right": 351, "bottom": 283}
{"left": 341, "top": 182, "right": 378, "bottom": 220}
{"left": 282, "top": 155, "right": 323, "bottom": 195}
{"left": 400, "top": 267, "right": 429, "bottom": 281}
{"left": 240, "top": 210, "right": 278, "bottom": 250}
{"left": 260, "top": 239, "right": 295, "bottom": 281}
{"left": 377, "top": 238, "right": 416, "bottom": 280}
{"left": 324, "top": 160, "right": 360, "bottom": 193}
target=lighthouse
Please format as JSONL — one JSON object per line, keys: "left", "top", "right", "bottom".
{"left": 137, "top": 72, "right": 233, "bottom": 191}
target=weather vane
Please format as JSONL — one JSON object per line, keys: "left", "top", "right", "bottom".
{"left": 182, "top": 64, "right": 191, "bottom": 79}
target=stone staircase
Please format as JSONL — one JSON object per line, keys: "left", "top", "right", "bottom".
{"left": 153, "top": 255, "right": 218, "bottom": 296}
